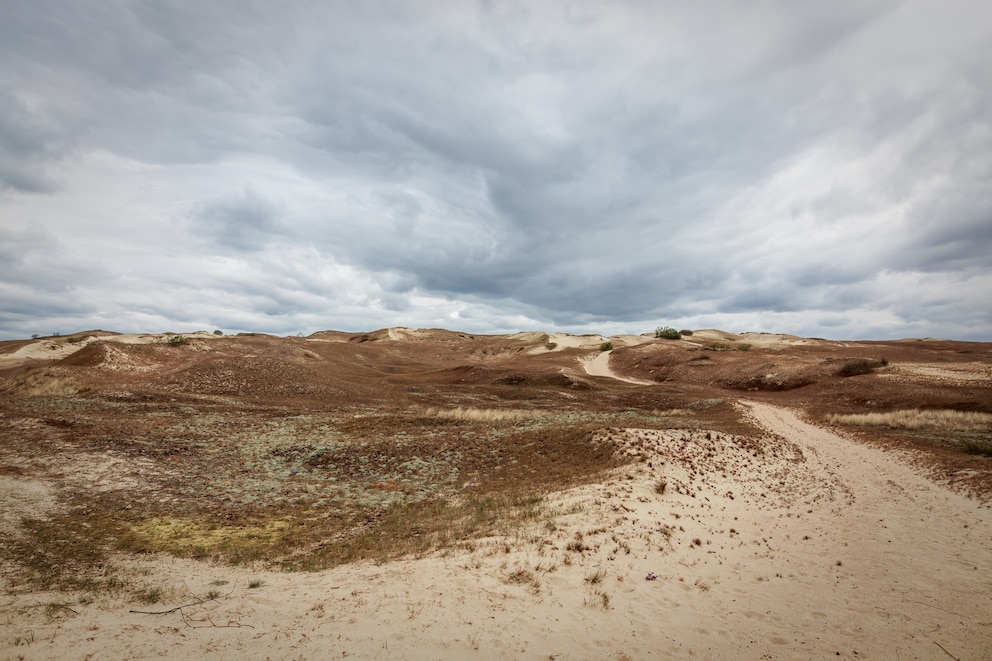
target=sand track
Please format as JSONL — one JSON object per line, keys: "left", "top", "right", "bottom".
{"left": 582, "top": 350, "right": 655, "bottom": 385}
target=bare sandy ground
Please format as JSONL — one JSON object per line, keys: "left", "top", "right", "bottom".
{"left": 3, "top": 402, "right": 989, "bottom": 660}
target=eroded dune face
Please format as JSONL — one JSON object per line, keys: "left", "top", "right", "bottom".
{"left": 1, "top": 329, "right": 990, "bottom": 659}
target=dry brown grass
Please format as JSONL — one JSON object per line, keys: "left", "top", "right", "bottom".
{"left": 0, "top": 368, "right": 84, "bottom": 398}
{"left": 422, "top": 406, "right": 540, "bottom": 423}
{"left": 825, "top": 409, "right": 992, "bottom": 432}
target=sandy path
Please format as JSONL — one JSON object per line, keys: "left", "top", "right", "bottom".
{"left": 736, "top": 401, "right": 992, "bottom": 658}
{"left": 582, "top": 350, "right": 655, "bottom": 385}
{"left": 3, "top": 403, "right": 991, "bottom": 659}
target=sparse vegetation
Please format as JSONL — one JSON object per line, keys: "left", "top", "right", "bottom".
{"left": 166, "top": 334, "right": 188, "bottom": 346}
{"left": 600, "top": 341, "right": 614, "bottom": 351}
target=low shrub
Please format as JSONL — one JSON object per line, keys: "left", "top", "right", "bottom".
{"left": 836, "top": 358, "right": 886, "bottom": 377}
{"left": 600, "top": 341, "right": 613, "bottom": 351}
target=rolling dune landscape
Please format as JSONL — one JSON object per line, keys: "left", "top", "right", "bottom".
{"left": 1, "top": 328, "right": 990, "bottom": 659}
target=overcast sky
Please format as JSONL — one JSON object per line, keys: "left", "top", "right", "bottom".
{"left": 1, "top": 1, "right": 990, "bottom": 341}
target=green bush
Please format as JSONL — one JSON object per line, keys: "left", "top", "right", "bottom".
{"left": 654, "top": 326, "right": 681, "bottom": 340}
{"left": 600, "top": 341, "right": 613, "bottom": 351}
{"left": 678, "top": 329, "right": 693, "bottom": 336}
{"left": 213, "top": 330, "right": 223, "bottom": 336}
{"left": 167, "top": 334, "right": 188, "bottom": 346}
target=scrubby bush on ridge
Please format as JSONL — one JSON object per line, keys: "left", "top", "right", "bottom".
{"left": 655, "top": 326, "right": 681, "bottom": 340}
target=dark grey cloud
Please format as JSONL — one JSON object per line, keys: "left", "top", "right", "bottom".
{"left": 1, "top": 1, "right": 990, "bottom": 341}
{"left": 190, "top": 188, "right": 287, "bottom": 252}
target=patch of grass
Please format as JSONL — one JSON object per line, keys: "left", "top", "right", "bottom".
{"left": 13, "top": 630, "right": 36, "bottom": 646}
{"left": 585, "top": 567, "right": 607, "bottom": 584}
{"left": 0, "top": 368, "right": 83, "bottom": 398}
{"left": 600, "top": 341, "right": 614, "bottom": 351}
{"left": 280, "top": 490, "right": 547, "bottom": 571}
{"left": 248, "top": 579, "right": 264, "bottom": 589}
{"left": 959, "top": 436, "right": 992, "bottom": 457}
{"left": 422, "top": 406, "right": 540, "bottom": 423}
{"left": 4, "top": 504, "right": 131, "bottom": 592}
{"left": 505, "top": 568, "right": 535, "bottom": 585}
{"left": 124, "top": 516, "right": 292, "bottom": 562}
{"left": 703, "top": 342, "right": 750, "bottom": 352}
{"left": 166, "top": 334, "right": 188, "bottom": 346}
{"left": 824, "top": 409, "right": 992, "bottom": 432}
{"left": 136, "top": 587, "right": 165, "bottom": 604}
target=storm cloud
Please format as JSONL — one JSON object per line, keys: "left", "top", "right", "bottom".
{"left": 1, "top": 1, "right": 990, "bottom": 340}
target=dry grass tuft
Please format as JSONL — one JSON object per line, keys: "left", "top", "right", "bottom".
{"left": 825, "top": 409, "right": 992, "bottom": 432}
{"left": 585, "top": 567, "right": 608, "bottom": 584}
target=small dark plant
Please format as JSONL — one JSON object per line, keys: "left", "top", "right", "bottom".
{"left": 600, "top": 341, "right": 614, "bottom": 351}
{"left": 167, "top": 334, "right": 187, "bottom": 346}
